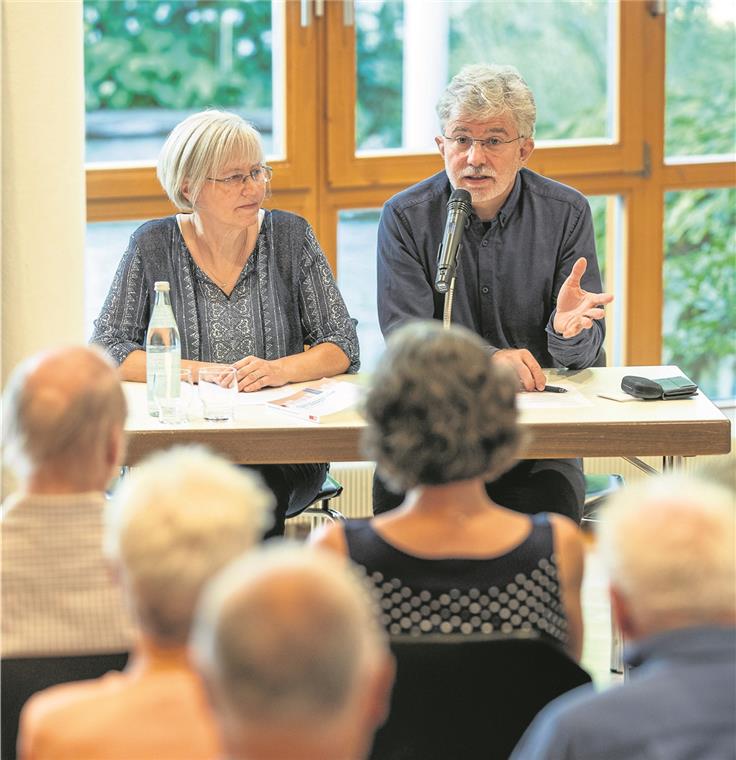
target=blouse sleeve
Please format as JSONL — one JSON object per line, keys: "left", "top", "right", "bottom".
{"left": 90, "top": 236, "right": 150, "bottom": 366}
{"left": 298, "top": 224, "right": 360, "bottom": 373}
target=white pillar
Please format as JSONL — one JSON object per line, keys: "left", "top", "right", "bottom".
{"left": 402, "top": 0, "right": 450, "bottom": 152}
{"left": 1, "top": 0, "right": 86, "bottom": 384}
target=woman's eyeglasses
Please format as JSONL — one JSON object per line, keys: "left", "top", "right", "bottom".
{"left": 207, "top": 165, "right": 273, "bottom": 187}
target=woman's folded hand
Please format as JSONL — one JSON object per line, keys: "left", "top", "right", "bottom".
{"left": 232, "top": 355, "right": 289, "bottom": 392}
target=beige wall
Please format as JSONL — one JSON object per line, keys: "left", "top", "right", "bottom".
{"left": 1, "top": 0, "right": 85, "bottom": 386}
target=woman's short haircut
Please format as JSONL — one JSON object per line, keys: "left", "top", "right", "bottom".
{"left": 436, "top": 63, "right": 537, "bottom": 138}
{"left": 157, "top": 109, "right": 265, "bottom": 212}
{"left": 362, "top": 321, "right": 521, "bottom": 492}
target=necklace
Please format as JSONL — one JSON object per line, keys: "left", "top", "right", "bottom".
{"left": 184, "top": 217, "right": 254, "bottom": 290}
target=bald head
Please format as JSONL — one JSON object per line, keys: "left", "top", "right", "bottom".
{"left": 2, "top": 346, "right": 126, "bottom": 490}
{"left": 193, "top": 544, "right": 393, "bottom": 759}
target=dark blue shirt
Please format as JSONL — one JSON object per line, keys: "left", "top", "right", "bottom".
{"left": 377, "top": 168, "right": 605, "bottom": 369}
{"left": 510, "top": 626, "right": 736, "bottom": 760}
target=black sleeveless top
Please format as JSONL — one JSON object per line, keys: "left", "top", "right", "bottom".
{"left": 344, "top": 513, "right": 569, "bottom": 646}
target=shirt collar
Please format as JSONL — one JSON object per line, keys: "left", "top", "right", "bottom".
{"left": 495, "top": 171, "right": 523, "bottom": 227}
{"left": 625, "top": 625, "right": 736, "bottom": 668}
{"left": 448, "top": 170, "right": 524, "bottom": 229}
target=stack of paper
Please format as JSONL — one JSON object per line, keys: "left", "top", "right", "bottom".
{"left": 268, "top": 381, "right": 363, "bottom": 422}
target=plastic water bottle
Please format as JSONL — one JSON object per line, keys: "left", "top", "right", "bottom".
{"left": 146, "top": 281, "right": 181, "bottom": 416}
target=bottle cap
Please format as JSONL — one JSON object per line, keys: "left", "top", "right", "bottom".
{"left": 154, "top": 281, "right": 170, "bottom": 292}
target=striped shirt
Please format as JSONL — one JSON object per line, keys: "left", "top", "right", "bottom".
{"left": 1, "top": 492, "right": 134, "bottom": 658}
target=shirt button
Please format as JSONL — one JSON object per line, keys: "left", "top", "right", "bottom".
{"left": 481, "top": 240, "right": 489, "bottom": 247}
{"left": 481, "top": 286, "right": 489, "bottom": 294}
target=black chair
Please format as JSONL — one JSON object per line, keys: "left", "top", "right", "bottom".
{"left": 369, "top": 634, "right": 591, "bottom": 760}
{"left": 286, "top": 471, "right": 346, "bottom": 523}
{"left": 1, "top": 652, "right": 129, "bottom": 760}
{"left": 582, "top": 473, "right": 624, "bottom": 525}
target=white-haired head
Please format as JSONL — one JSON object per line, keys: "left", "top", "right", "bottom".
{"left": 436, "top": 63, "right": 537, "bottom": 138}
{"left": 598, "top": 473, "right": 735, "bottom": 636}
{"left": 105, "top": 446, "right": 274, "bottom": 645}
{"left": 192, "top": 543, "right": 393, "bottom": 759}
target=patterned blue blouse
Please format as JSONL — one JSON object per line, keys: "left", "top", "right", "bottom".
{"left": 91, "top": 211, "right": 360, "bottom": 370}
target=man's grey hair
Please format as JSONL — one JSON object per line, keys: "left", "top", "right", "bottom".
{"left": 157, "top": 109, "right": 265, "bottom": 212}
{"left": 1, "top": 345, "right": 126, "bottom": 482}
{"left": 362, "top": 321, "right": 522, "bottom": 492}
{"left": 598, "top": 473, "right": 736, "bottom": 631}
{"left": 437, "top": 63, "right": 537, "bottom": 138}
{"left": 104, "top": 446, "right": 274, "bottom": 645}
{"left": 192, "top": 542, "right": 388, "bottom": 729}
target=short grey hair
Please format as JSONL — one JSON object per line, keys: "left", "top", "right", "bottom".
{"left": 105, "top": 446, "right": 274, "bottom": 645}
{"left": 192, "top": 543, "right": 388, "bottom": 729}
{"left": 437, "top": 63, "right": 537, "bottom": 138}
{"left": 362, "top": 321, "right": 521, "bottom": 492}
{"left": 598, "top": 473, "right": 736, "bottom": 631}
{"left": 157, "top": 109, "right": 265, "bottom": 212}
{"left": 2, "top": 346, "right": 126, "bottom": 482}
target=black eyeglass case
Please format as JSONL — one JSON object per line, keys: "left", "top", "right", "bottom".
{"left": 621, "top": 374, "right": 699, "bottom": 400}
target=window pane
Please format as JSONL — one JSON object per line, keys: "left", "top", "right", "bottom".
{"left": 337, "top": 195, "right": 618, "bottom": 372}
{"left": 665, "top": 0, "right": 736, "bottom": 159}
{"left": 85, "top": 220, "right": 144, "bottom": 338}
{"left": 84, "top": 1, "right": 283, "bottom": 163}
{"left": 663, "top": 188, "right": 735, "bottom": 400}
{"left": 337, "top": 210, "right": 383, "bottom": 372}
{"left": 356, "top": 0, "right": 614, "bottom": 153}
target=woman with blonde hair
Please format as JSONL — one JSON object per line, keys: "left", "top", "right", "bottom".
{"left": 93, "top": 110, "right": 359, "bottom": 536}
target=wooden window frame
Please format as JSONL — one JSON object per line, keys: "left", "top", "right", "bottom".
{"left": 85, "top": 0, "right": 735, "bottom": 368}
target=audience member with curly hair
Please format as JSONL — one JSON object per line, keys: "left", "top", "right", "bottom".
{"left": 312, "top": 321, "right": 584, "bottom": 659}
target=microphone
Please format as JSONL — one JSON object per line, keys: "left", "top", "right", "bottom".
{"left": 435, "top": 189, "right": 472, "bottom": 294}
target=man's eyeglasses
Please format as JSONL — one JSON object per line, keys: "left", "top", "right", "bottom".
{"left": 442, "top": 135, "right": 526, "bottom": 154}
{"left": 207, "top": 165, "right": 273, "bottom": 187}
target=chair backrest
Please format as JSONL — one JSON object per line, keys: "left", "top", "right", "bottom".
{"left": 593, "top": 346, "right": 607, "bottom": 367}
{"left": 2, "top": 652, "right": 129, "bottom": 760}
{"left": 369, "top": 634, "right": 591, "bottom": 760}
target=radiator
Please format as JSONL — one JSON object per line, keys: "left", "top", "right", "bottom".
{"left": 290, "top": 451, "right": 734, "bottom": 533}
{"left": 287, "top": 461, "right": 375, "bottom": 533}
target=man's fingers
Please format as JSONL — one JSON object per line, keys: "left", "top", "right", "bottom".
{"left": 563, "top": 316, "right": 593, "bottom": 337}
{"left": 592, "top": 292, "right": 614, "bottom": 306}
{"left": 515, "top": 350, "right": 545, "bottom": 391}
{"left": 584, "top": 307, "right": 606, "bottom": 321}
{"left": 521, "top": 352, "right": 546, "bottom": 391}
{"left": 515, "top": 360, "right": 537, "bottom": 392}
{"left": 565, "top": 257, "right": 587, "bottom": 288}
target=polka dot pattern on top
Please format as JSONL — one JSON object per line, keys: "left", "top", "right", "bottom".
{"left": 344, "top": 513, "right": 568, "bottom": 647}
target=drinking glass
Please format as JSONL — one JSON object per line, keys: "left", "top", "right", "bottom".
{"left": 157, "top": 368, "right": 194, "bottom": 424}
{"left": 198, "top": 367, "right": 238, "bottom": 421}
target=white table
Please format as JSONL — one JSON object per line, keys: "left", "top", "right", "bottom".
{"left": 123, "top": 367, "right": 731, "bottom": 467}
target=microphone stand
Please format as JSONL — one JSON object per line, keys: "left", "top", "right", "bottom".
{"left": 442, "top": 273, "right": 456, "bottom": 330}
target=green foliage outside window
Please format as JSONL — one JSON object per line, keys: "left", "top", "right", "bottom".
{"left": 356, "top": 1, "right": 404, "bottom": 150}
{"left": 663, "top": 0, "right": 735, "bottom": 398}
{"left": 84, "top": 0, "right": 272, "bottom": 113}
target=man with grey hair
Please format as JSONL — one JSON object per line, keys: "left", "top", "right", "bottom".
{"left": 192, "top": 543, "right": 395, "bottom": 760}
{"left": 511, "top": 473, "right": 736, "bottom": 759}
{"left": 376, "top": 63, "right": 613, "bottom": 522}
{"left": 1, "top": 346, "right": 134, "bottom": 759}
{"left": 18, "top": 446, "right": 274, "bottom": 760}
